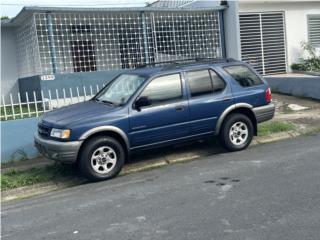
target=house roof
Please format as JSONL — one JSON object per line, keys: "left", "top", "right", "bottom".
{"left": 148, "top": 0, "right": 223, "bottom": 8}
{"left": 1, "top": 4, "right": 227, "bottom": 27}
{"left": 239, "top": 0, "right": 319, "bottom": 3}
{"left": 147, "top": 0, "right": 195, "bottom": 8}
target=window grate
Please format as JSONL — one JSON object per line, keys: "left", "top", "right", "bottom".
{"left": 16, "top": 10, "right": 222, "bottom": 78}
{"left": 16, "top": 17, "right": 42, "bottom": 78}
{"left": 239, "top": 12, "right": 287, "bottom": 75}
{"left": 308, "top": 15, "right": 320, "bottom": 47}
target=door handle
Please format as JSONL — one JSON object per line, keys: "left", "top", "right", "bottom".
{"left": 175, "top": 105, "right": 185, "bottom": 111}
{"left": 223, "top": 98, "right": 231, "bottom": 102}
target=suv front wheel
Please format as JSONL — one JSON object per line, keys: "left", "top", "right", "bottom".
{"left": 220, "top": 113, "right": 254, "bottom": 151}
{"left": 79, "top": 136, "right": 125, "bottom": 181}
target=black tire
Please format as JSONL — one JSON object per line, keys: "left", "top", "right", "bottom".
{"left": 219, "top": 113, "right": 254, "bottom": 152}
{"left": 79, "top": 136, "right": 125, "bottom": 181}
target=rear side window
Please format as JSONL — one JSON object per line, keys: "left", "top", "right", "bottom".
{"left": 187, "top": 69, "right": 226, "bottom": 97}
{"left": 140, "top": 74, "right": 182, "bottom": 106}
{"left": 187, "top": 70, "right": 213, "bottom": 97}
{"left": 224, "top": 65, "right": 263, "bottom": 87}
{"left": 210, "top": 70, "right": 226, "bottom": 92}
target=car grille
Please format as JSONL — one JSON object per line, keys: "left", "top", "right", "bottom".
{"left": 38, "top": 123, "right": 51, "bottom": 138}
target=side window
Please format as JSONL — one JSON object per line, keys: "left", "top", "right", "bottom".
{"left": 224, "top": 65, "right": 263, "bottom": 87}
{"left": 209, "top": 70, "right": 226, "bottom": 92}
{"left": 187, "top": 70, "right": 213, "bottom": 97}
{"left": 140, "top": 74, "right": 182, "bottom": 106}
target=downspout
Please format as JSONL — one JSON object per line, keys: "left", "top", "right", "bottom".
{"left": 46, "top": 12, "right": 57, "bottom": 74}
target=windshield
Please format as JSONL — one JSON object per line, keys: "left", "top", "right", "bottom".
{"left": 94, "top": 74, "right": 146, "bottom": 105}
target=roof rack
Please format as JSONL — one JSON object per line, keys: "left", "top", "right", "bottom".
{"left": 136, "top": 58, "right": 237, "bottom": 69}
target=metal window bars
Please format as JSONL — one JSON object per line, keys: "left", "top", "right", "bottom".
{"left": 16, "top": 10, "right": 222, "bottom": 78}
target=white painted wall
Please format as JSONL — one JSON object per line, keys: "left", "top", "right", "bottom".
{"left": 224, "top": 1, "right": 242, "bottom": 60}
{"left": 239, "top": 1, "right": 320, "bottom": 72}
{"left": 1, "top": 27, "right": 19, "bottom": 103}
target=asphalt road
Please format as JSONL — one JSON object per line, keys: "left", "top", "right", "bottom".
{"left": 2, "top": 135, "right": 320, "bottom": 240}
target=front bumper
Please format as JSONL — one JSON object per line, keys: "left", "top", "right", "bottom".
{"left": 253, "top": 102, "right": 275, "bottom": 123}
{"left": 34, "top": 133, "right": 82, "bottom": 163}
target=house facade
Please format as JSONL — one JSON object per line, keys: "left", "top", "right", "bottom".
{"left": 1, "top": 0, "right": 319, "bottom": 104}
{"left": 239, "top": 0, "right": 320, "bottom": 75}
{"left": 1, "top": 1, "right": 240, "bottom": 103}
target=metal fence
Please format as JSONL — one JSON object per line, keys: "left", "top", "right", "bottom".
{"left": 17, "top": 10, "right": 222, "bottom": 78}
{"left": 0, "top": 84, "right": 105, "bottom": 121}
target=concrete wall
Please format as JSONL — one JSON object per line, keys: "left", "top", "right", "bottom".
{"left": 265, "top": 75, "right": 320, "bottom": 100}
{"left": 17, "top": 69, "right": 126, "bottom": 102}
{"left": 1, "top": 117, "right": 40, "bottom": 162}
{"left": 239, "top": 1, "right": 320, "bottom": 71}
{"left": 41, "top": 70, "right": 126, "bottom": 94}
{"left": 1, "top": 27, "right": 19, "bottom": 103}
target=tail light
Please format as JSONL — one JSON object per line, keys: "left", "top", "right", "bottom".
{"left": 265, "top": 87, "right": 272, "bottom": 103}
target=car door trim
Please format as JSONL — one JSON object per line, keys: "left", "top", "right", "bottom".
{"left": 130, "top": 131, "right": 214, "bottom": 150}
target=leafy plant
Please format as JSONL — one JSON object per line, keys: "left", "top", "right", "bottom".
{"left": 291, "top": 42, "right": 320, "bottom": 72}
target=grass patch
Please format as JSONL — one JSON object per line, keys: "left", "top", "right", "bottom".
{"left": 1, "top": 164, "right": 78, "bottom": 191}
{"left": 1, "top": 103, "right": 43, "bottom": 121}
{"left": 258, "top": 121, "right": 295, "bottom": 137}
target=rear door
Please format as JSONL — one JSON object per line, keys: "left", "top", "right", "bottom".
{"left": 129, "top": 73, "right": 189, "bottom": 148}
{"left": 185, "top": 68, "right": 233, "bottom": 135}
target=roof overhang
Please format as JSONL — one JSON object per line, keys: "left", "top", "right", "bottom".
{"left": 239, "top": 0, "right": 319, "bottom": 4}
{"left": 1, "top": 5, "right": 228, "bottom": 27}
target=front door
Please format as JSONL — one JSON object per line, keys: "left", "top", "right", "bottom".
{"left": 129, "top": 73, "right": 189, "bottom": 148}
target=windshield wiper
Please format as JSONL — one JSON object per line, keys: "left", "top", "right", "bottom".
{"left": 91, "top": 97, "right": 119, "bottom": 106}
{"left": 100, "top": 100, "right": 118, "bottom": 106}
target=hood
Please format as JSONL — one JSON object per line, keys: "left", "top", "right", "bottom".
{"left": 42, "top": 101, "right": 118, "bottom": 127}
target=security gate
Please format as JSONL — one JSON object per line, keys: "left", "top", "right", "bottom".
{"left": 16, "top": 10, "right": 223, "bottom": 78}
{"left": 239, "top": 12, "right": 287, "bottom": 75}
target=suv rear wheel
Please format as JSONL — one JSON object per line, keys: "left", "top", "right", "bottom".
{"left": 220, "top": 113, "right": 254, "bottom": 151}
{"left": 79, "top": 136, "right": 125, "bottom": 181}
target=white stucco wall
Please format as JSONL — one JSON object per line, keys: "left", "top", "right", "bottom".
{"left": 224, "top": 1, "right": 242, "bottom": 60}
{"left": 1, "top": 27, "right": 19, "bottom": 103}
{"left": 239, "top": 1, "right": 320, "bottom": 71}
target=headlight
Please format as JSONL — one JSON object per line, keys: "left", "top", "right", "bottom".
{"left": 50, "top": 128, "right": 71, "bottom": 139}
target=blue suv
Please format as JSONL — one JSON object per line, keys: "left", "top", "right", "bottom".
{"left": 35, "top": 59, "right": 275, "bottom": 181}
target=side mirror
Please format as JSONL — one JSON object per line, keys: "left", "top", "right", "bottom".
{"left": 134, "top": 96, "right": 151, "bottom": 110}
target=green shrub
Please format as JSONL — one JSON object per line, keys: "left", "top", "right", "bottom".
{"left": 291, "top": 42, "right": 320, "bottom": 72}
{"left": 291, "top": 63, "right": 307, "bottom": 71}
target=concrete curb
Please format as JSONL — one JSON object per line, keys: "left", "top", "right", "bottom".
{"left": 2, "top": 128, "right": 319, "bottom": 203}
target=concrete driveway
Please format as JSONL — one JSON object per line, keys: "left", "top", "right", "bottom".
{"left": 2, "top": 134, "right": 320, "bottom": 240}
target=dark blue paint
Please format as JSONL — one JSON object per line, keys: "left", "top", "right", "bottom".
{"left": 38, "top": 61, "right": 270, "bottom": 151}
